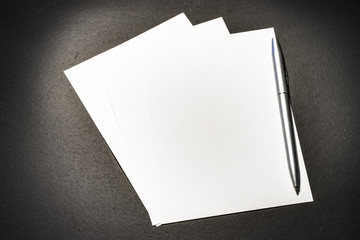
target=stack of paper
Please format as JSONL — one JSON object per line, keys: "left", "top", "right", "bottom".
{"left": 64, "top": 13, "right": 313, "bottom": 226}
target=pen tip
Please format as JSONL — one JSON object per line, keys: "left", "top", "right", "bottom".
{"left": 295, "top": 186, "right": 300, "bottom": 195}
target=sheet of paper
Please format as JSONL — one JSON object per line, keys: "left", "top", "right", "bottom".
{"left": 64, "top": 13, "right": 193, "bottom": 219}
{"left": 101, "top": 17, "right": 229, "bottom": 224}
{"left": 65, "top": 15, "right": 230, "bottom": 223}
{"left": 143, "top": 28, "right": 313, "bottom": 225}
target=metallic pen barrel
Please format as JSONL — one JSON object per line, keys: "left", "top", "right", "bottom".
{"left": 278, "top": 92, "right": 300, "bottom": 194}
{"left": 271, "top": 38, "right": 301, "bottom": 195}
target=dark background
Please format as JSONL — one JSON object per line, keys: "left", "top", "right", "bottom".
{"left": 1, "top": 0, "right": 359, "bottom": 239}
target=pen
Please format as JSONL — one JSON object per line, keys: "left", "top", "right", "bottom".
{"left": 271, "top": 38, "right": 300, "bottom": 195}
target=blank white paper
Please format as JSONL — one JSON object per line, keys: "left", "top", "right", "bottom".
{"left": 64, "top": 14, "right": 230, "bottom": 223}
{"left": 143, "top": 28, "right": 313, "bottom": 225}
{"left": 64, "top": 13, "right": 313, "bottom": 226}
{"left": 64, "top": 14, "right": 193, "bottom": 219}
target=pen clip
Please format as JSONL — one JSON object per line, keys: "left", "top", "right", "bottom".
{"left": 276, "top": 38, "right": 291, "bottom": 100}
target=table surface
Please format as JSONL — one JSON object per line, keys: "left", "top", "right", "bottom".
{"left": 1, "top": 0, "right": 359, "bottom": 239}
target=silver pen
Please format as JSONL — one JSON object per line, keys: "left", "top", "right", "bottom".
{"left": 271, "top": 38, "right": 300, "bottom": 195}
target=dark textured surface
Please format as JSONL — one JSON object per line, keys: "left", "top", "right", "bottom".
{"left": 1, "top": 0, "right": 359, "bottom": 239}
